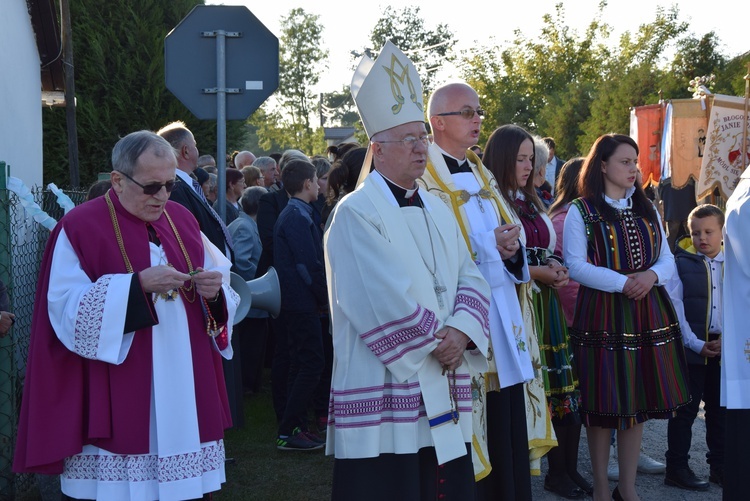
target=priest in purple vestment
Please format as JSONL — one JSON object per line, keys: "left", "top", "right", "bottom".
{"left": 13, "top": 130, "right": 238, "bottom": 501}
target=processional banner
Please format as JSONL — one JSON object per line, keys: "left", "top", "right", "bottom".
{"left": 630, "top": 104, "right": 663, "bottom": 188}
{"left": 697, "top": 94, "right": 750, "bottom": 200}
{"left": 662, "top": 99, "right": 708, "bottom": 190}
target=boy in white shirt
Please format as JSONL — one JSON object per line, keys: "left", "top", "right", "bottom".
{"left": 664, "top": 204, "right": 725, "bottom": 491}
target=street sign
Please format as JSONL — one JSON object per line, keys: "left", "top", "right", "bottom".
{"left": 165, "top": 5, "right": 279, "bottom": 120}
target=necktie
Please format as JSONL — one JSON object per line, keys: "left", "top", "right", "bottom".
{"left": 191, "top": 177, "right": 234, "bottom": 252}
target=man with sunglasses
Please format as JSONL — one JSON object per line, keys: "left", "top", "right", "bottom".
{"left": 421, "top": 82, "right": 537, "bottom": 500}
{"left": 14, "top": 131, "right": 238, "bottom": 500}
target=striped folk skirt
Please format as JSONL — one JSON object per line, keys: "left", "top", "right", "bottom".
{"left": 569, "top": 284, "right": 690, "bottom": 429}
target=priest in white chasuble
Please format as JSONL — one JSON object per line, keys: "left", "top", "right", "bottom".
{"left": 14, "top": 131, "right": 238, "bottom": 501}
{"left": 420, "top": 81, "right": 543, "bottom": 500}
{"left": 324, "top": 41, "right": 491, "bottom": 501}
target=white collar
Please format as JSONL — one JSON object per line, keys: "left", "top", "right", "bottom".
{"left": 433, "top": 143, "right": 470, "bottom": 165}
{"left": 603, "top": 186, "right": 636, "bottom": 209}
{"left": 699, "top": 249, "right": 724, "bottom": 263}
{"left": 175, "top": 169, "right": 193, "bottom": 183}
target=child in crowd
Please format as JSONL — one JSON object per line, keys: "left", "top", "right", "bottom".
{"left": 273, "top": 159, "right": 328, "bottom": 451}
{"left": 664, "top": 204, "right": 726, "bottom": 491}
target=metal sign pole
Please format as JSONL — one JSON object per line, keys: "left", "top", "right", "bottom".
{"left": 201, "top": 29, "right": 241, "bottom": 223}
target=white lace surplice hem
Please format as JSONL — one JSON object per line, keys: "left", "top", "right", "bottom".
{"left": 61, "top": 440, "right": 225, "bottom": 501}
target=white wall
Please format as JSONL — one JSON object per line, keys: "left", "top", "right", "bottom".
{"left": 0, "top": 0, "right": 44, "bottom": 189}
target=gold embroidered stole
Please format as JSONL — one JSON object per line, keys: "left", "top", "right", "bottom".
{"left": 420, "top": 149, "right": 517, "bottom": 255}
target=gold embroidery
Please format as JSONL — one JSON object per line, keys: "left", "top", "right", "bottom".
{"left": 383, "top": 53, "right": 423, "bottom": 115}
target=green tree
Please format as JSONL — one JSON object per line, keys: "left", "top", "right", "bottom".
{"left": 43, "top": 0, "right": 247, "bottom": 187}
{"left": 320, "top": 86, "right": 359, "bottom": 128}
{"left": 277, "top": 8, "right": 328, "bottom": 154}
{"left": 579, "top": 5, "right": 688, "bottom": 151}
{"left": 369, "top": 6, "right": 456, "bottom": 94}
{"left": 461, "top": 2, "right": 610, "bottom": 158}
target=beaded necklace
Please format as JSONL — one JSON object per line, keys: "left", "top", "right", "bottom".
{"left": 105, "top": 191, "right": 196, "bottom": 303}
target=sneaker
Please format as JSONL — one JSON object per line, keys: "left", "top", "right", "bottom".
{"left": 276, "top": 429, "right": 324, "bottom": 451}
{"left": 607, "top": 445, "right": 619, "bottom": 481}
{"left": 637, "top": 451, "right": 666, "bottom": 474}
{"left": 302, "top": 430, "right": 326, "bottom": 445}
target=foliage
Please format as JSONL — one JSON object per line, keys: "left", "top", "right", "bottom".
{"left": 277, "top": 8, "right": 328, "bottom": 154}
{"left": 462, "top": 2, "right": 611, "bottom": 157}
{"left": 44, "top": 0, "right": 247, "bottom": 187}
{"left": 458, "top": 2, "right": 741, "bottom": 159}
{"left": 320, "top": 86, "right": 359, "bottom": 128}
{"left": 369, "top": 6, "right": 456, "bottom": 94}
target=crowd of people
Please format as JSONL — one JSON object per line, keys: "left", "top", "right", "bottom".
{"left": 9, "top": 40, "right": 749, "bottom": 501}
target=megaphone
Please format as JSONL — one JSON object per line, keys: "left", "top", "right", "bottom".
{"left": 230, "top": 267, "right": 281, "bottom": 324}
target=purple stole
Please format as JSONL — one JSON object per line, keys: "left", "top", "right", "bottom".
{"left": 13, "top": 191, "right": 231, "bottom": 474}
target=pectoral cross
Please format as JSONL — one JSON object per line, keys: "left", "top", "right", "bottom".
{"left": 432, "top": 273, "right": 447, "bottom": 309}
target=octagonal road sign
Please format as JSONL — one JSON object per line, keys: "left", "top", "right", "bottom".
{"left": 165, "top": 5, "right": 279, "bottom": 120}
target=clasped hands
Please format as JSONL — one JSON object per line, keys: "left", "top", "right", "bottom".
{"left": 533, "top": 260, "right": 569, "bottom": 289}
{"left": 622, "top": 270, "right": 658, "bottom": 301}
{"left": 700, "top": 338, "right": 721, "bottom": 358}
{"left": 433, "top": 326, "right": 469, "bottom": 372}
{"left": 494, "top": 223, "right": 521, "bottom": 260}
{"left": 138, "top": 265, "right": 223, "bottom": 299}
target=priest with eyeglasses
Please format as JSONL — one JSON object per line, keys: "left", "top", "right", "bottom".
{"left": 324, "top": 41, "right": 490, "bottom": 500}
{"left": 14, "top": 130, "right": 238, "bottom": 501}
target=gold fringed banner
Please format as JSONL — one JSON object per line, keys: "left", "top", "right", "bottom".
{"left": 697, "top": 94, "right": 750, "bottom": 200}
{"left": 629, "top": 104, "right": 663, "bottom": 188}
{"left": 668, "top": 99, "right": 709, "bottom": 189}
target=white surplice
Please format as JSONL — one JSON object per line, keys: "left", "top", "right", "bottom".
{"left": 722, "top": 165, "right": 750, "bottom": 409}
{"left": 48, "top": 229, "right": 236, "bottom": 501}
{"left": 324, "top": 171, "right": 490, "bottom": 466}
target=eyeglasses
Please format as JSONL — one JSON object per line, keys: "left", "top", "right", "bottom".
{"left": 118, "top": 171, "right": 176, "bottom": 195}
{"left": 437, "top": 107, "right": 485, "bottom": 119}
{"left": 374, "top": 134, "right": 434, "bottom": 148}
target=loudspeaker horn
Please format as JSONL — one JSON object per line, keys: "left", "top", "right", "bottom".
{"left": 230, "top": 267, "right": 281, "bottom": 324}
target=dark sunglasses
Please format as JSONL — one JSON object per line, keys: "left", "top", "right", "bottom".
{"left": 118, "top": 171, "right": 176, "bottom": 195}
{"left": 437, "top": 107, "right": 485, "bottom": 119}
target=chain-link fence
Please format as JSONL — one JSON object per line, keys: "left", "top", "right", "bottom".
{"left": 0, "top": 163, "right": 87, "bottom": 500}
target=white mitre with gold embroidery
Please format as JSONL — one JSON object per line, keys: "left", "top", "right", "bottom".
{"left": 350, "top": 40, "right": 426, "bottom": 185}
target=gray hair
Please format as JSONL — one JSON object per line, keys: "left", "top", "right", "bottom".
{"left": 156, "top": 120, "right": 192, "bottom": 150}
{"left": 239, "top": 186, "right": 267, "bottom": 216}
{"left": 310, "top": 155, "right": 331, "bottom": 178}
{"left": 252, "top": 156, "right": 276, "bottom": 173}
{"left": 206, "top": 172, "right": 218, "bottom": 192}
{"left": 279, "top": 149, "right": 308, "bottom": 172}
{"left": 112, "top": 130, "right": 176, "bottom": 176}
{"left": 532, "top": 135, "right": 550, "bottom": 173}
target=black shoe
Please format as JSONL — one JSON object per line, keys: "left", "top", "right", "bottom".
{"left": 568, "top": 470, "right": 594, "bottom": 496}
{"left": 544, "top": 474, "right": 585, "bottom": 499}
{"left": 664, "top": 468, "right": 710, "bottom": 491}
{"left": 709, "top": 468, "right": 724, "bottom": 487}
{"left": 612, "top": 486, "right": 624, "bottom": 501}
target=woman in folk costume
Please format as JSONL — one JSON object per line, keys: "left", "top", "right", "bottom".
{"left": 563, "top": 134, "right": 690, "bottom": 501}
{"left": 482, "top": 125, "right": 560, "bottom": 477}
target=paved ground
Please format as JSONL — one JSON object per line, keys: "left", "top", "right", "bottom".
{"left": 531, "top": 406, "right": 722, "bottom": 500}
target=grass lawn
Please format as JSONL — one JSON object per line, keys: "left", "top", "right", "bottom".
{"left": 215, "top": 382, "right": 334, "bottom": 501}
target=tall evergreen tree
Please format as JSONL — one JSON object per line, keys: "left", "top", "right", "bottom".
{"left": 43, "top": 0, "right": 247, "bottom": 187}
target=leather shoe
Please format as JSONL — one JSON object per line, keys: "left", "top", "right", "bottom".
{"left": 544, "top": 474, "right": 585, "bottom": 499}
{"left": 709, "top": 468, "right": 724, "bottom": 487}
{"left": 664, "top": 468, "right": 710, "bottom": 491}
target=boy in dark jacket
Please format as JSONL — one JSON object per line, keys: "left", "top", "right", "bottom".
{"left": 273, "top": 159, "right": 328, "bottom": 451}
{"left": 664, "top": 204, "right": 725, "bottom": 490}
